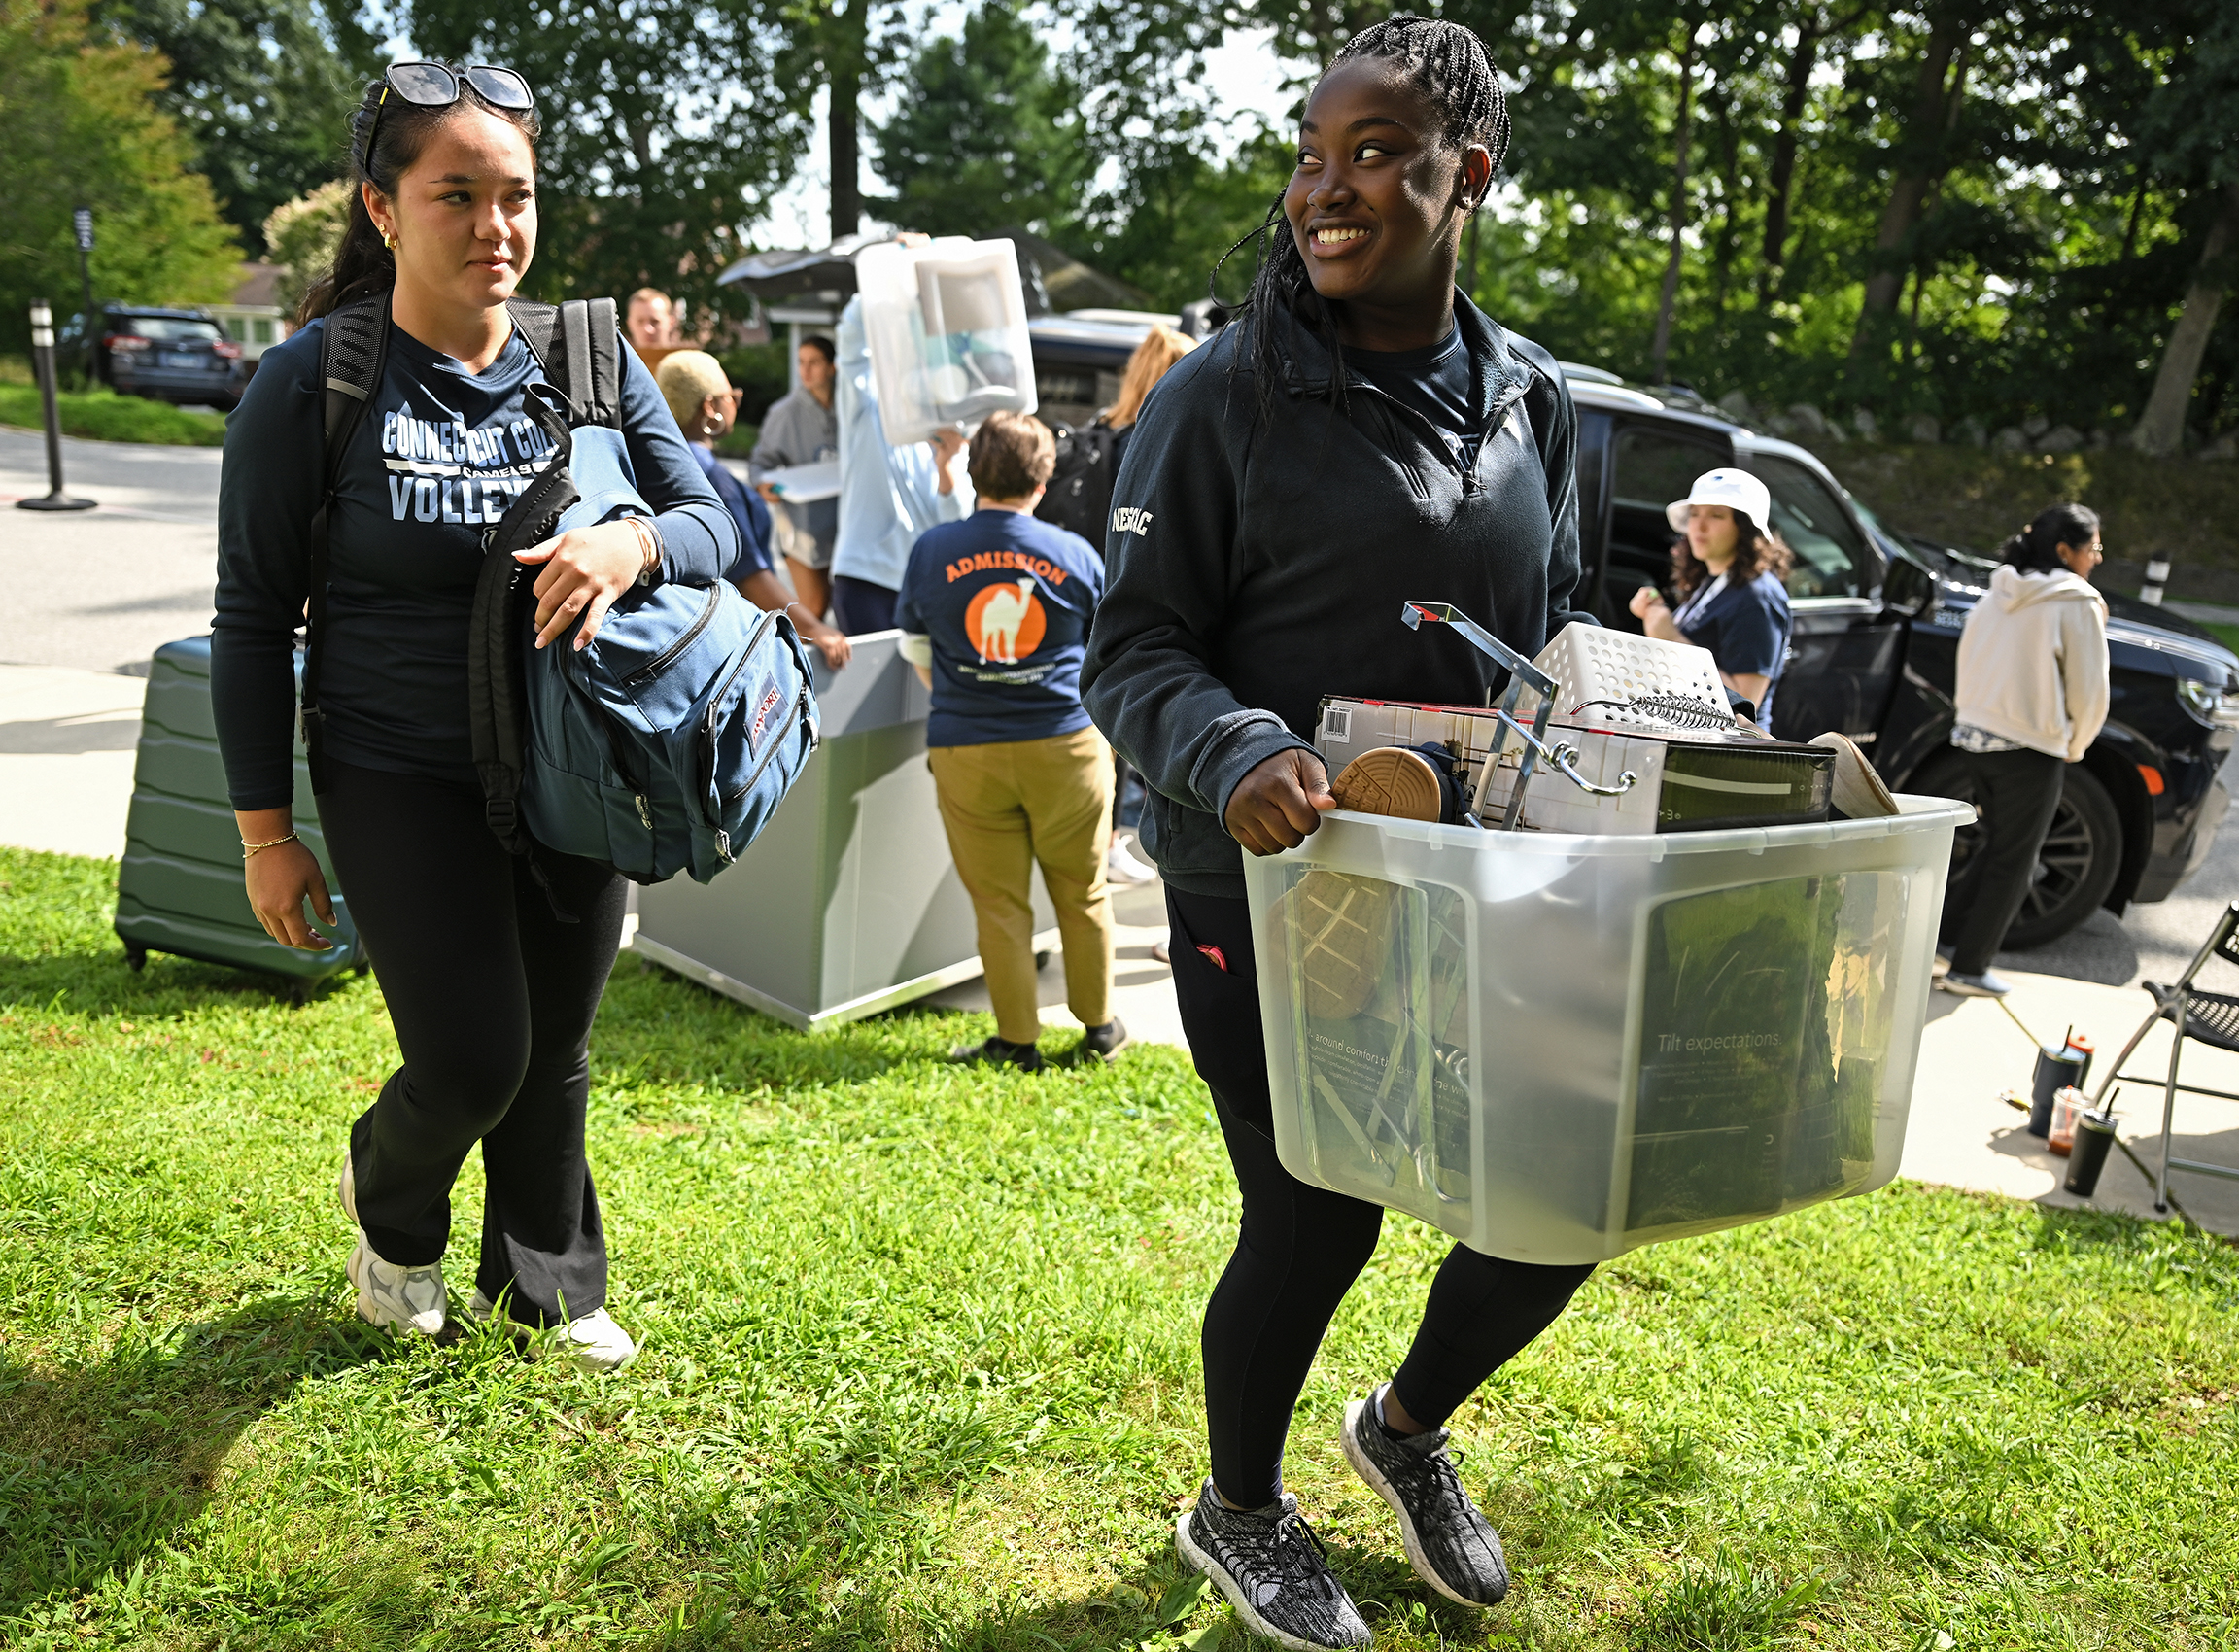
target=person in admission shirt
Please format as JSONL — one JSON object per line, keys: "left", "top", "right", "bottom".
{"left": 895, "top": 411, "right": 1125, "bottom": 1072}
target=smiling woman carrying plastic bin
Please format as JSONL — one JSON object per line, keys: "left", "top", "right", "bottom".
{"left": 1082, "top": 18, "right": 1597, "bottom": 1647}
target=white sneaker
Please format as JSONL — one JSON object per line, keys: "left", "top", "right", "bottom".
{"left": 1106, "top": 832, "right": 1158, "bottom": 886}
{"left": 347, "top": 1237, "right": 449, "bottom": 1335}
{"left": 466, "top": 1290, "right": 637, "bottom": 1373}
{"left": 340, "top": 1152, "right": 449, "bottom": 1336}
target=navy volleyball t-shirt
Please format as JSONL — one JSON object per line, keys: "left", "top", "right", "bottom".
{"left": 212, "top": 313, "right": 738, "bottom": 810}
{"left": 894, "top": 508, "right": 1105, "bottom": 748}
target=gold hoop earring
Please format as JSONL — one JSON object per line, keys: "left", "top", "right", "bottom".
{"left": 382, "top": 231, "right": 396, "bottom": 250}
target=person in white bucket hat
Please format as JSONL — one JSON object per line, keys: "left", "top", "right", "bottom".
{"left": 1630, "top": 466, "right": 1796, "bottom": 724}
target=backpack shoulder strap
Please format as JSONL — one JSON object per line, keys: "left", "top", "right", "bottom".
{"left": 320, "top": 295, "right": 387, "bottom": 480}
{"left": 509, "top": 295, "right": 621, "bottom": 428}
{"left": 563, "top": 296, "right": 622, "bottom": 428}
{"left": 303, "top": 294, "right": 388, "bottom": 790}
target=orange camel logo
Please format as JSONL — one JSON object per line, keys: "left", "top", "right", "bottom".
{"left": 966, "top": 578, "right": 1046, "bottom": 665}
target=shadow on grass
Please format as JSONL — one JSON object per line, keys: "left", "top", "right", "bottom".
{"left": 0, "top": 940, "right": 342, "bottom": 1019}
{"left": 0, "top": 1295, "right": 384, "bottom": 1620}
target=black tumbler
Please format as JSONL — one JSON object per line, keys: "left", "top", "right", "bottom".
{"left": 2065, "top": 1111, "right": 2118, "bottom": 1196}
{"left": 2030, "top": 1046, "right": 2086, "bottom": 1138}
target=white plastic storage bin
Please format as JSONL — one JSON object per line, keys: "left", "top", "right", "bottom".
{"left": 854, "top": 237, "right": 1037, "bottom": 445}
{"left": 1243, "top": 797, "right": 1972, "bottom": 1264}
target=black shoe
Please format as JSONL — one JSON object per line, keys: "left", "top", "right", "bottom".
{"left": 948, "top": 1035, "right": 1045, "bottom": 1073}
{"left": 1175, "top": 1480, "right": 1370, "bottom": 1651}
{"left": 1341, "top": 1387, "right": 1509, "bottom": 1606}
{"left": 1066, "top": 1016, "right": 1132, "bottom": 1066}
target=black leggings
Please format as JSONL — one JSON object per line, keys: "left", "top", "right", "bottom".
{"left": 318, "top": 758, "right": 627, "bottom": 1326}
{"left": 1946, "top": 746, "right": 2066, "bottom": 975}
{"left": 1167, "top": 887, "right": 1595, "bottom": 1507}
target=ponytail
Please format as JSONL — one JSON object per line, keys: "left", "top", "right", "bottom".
{"left": 2001, "top": 502, "right": 2100, "bottom": 575}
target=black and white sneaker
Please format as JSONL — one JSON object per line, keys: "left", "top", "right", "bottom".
{"left": 1175, "top": 1480, "right": 1370, "bottom": 1651}
{"left": 1341, "top": 1387, "right": 1509, "bottom": 1607}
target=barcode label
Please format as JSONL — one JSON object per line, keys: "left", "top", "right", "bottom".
{"left": 1322, "top": 706, "right": 1352, "bottom": 742}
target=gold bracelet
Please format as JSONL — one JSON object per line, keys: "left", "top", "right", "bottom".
{"left": 629, "top": 515, "right": 661, "bottom": 583}
{"left": 242, "top": 831, "right": 298, "bottom": 858}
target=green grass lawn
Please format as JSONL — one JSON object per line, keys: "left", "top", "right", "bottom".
{"left": 0, "top": 385, "right": 228, "bottom": 448}
{"left": 3, "top": 844, "right": 2235, "bottom": 1651}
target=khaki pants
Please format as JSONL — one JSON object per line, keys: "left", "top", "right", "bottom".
{"left": 928, "top": 727, "right": 1115, "bottom": 1045}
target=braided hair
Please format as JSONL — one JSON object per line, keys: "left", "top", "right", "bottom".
{"left": 1214, "top": 16, "right": 1510, "bottom": 421}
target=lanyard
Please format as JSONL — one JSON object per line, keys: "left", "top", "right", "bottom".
{"left": 1672, "top": 572, "right": 1728, "bottom": 633}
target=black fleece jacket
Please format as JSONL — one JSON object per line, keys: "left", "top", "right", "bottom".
{"left": 1080, "top": 293, "right": 1592, "bottom": 899}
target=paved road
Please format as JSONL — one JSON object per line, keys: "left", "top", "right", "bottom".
{"left": 0, "top": 427, "right": 221, "bottom": 675}
{"left": 1993, "top": 745, "right": 2239, "bottom": 996}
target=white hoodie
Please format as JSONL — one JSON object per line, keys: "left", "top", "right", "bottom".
{"left": 1953, "top": 565, "right": 2110, "bottom": 761}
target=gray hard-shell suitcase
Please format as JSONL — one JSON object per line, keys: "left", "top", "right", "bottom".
{"left": 114, "top": 636, "right": 364, "bottom": 993}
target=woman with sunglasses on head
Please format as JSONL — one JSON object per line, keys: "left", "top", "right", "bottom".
{"left": 211, "top": 62, "right": 741, "bottom": 1370}
{"left": 1083, "top": 18, "right": 1597, "bottom": 1647}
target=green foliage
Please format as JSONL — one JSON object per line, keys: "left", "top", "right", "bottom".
{"left": 0, "top": 383, "right": 228, "bottom": 444}
{"left": 873, "top": 4, "right": 1089, "bottom": 240}
{"left": 87, "top": 0, "right": 383, "bottom": 245}
{"left": 1067, "top": 129, "right": 1297, "bottom": 313}
{"left": 407, "top": 0, "right": 809, "bottom": 327}
{"left": 259, "top": 178, "right": 349, "bottom": 321}
{"left": 4, "top": 842, "right": 2239, "bottom": 1648}
{"left": 0, "top": 0, "right": 244, "bottom": 357}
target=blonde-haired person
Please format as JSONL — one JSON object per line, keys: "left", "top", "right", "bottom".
{"left": 656, "top": 351, "right": 851, "bottom": 671}
{"left": 1630, "top": 467, "right": 1796, "bottom": 724}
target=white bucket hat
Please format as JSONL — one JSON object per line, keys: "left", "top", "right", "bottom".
{"left": 1666, "top": 467, "right": 1773, "bottom": 534}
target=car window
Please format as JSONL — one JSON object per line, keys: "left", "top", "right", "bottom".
{"left": 1748, "top": 453, "right": 1874, "bottom": 599}
{"left": 121, "top": 317, "right": 224, "bottom": 343}
{"left": 1610, "top": 425, "right": 1726, "bottom": 559}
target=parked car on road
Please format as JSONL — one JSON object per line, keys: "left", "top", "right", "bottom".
{"left": 64, "top": 305, "right": 243, "bottom": 411}
{"left": 1569, "top": 367, "right": 2239, "bottom": 946}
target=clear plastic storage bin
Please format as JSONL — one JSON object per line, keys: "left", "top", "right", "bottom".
{"left": 1244, "top": 797, "right": 1972, "bottom": 1263}
{"left": 855, "top": 237, "right": 1037, "bottom": 445}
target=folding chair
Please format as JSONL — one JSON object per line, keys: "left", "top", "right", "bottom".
{"left": 2088, "top": 900, "right": 2239, "bottom": 1214}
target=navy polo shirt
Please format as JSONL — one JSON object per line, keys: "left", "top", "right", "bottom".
{"left": 894, "top": 508, "right": 1105, "bottom": 748}
{"left": 1673, "top": 569, "right": 1792, "bottom": 722}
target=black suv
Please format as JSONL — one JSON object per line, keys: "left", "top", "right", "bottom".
{"left": 1572, "top": 368, "right": 2239, "bottom": 946}
{"left": 68, "top": 305, "right": 243, "bottom": 411}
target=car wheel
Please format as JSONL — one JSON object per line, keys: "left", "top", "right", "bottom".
{"left": 1916, "top": 752, "right": 2123, "bottom": 950}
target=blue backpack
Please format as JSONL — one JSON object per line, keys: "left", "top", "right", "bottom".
{"left": 312, "top": 294, "right": 819, "bottom": 886}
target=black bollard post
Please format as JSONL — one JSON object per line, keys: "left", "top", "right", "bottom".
{"left": 17, "top": 299, "right": 96, "bottom": 513}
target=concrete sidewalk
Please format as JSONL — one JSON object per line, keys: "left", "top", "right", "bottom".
{"left": 0, "top": 664, "right": 146, "bottom": 858}
{"left": 1905, "top": 967, "right": 2239, "bottom": 1234}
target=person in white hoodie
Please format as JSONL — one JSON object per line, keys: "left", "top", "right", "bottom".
{"left": 1939, "top": 501, "right": 2109, "bottom": 996}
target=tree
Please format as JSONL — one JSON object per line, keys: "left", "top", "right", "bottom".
{"left": 1845, "top": 1, "right": 1978, "bottom": 368}
{"left": 90, "top": 0, "right": 383, "bottom": 247}
{"left": 261, "top": 178, "right": 348, "bottom": 317}
{"left": 0, "top": 0, "right": 241, "bottom": 358}
{"left": 1648, "top": 13, "right": 1701, "bottom": 380}
{"left": 2129, "top": 0, "right": 2239, "bottom": 456}
{"left": 408, "top": 0, "right": 807, "bottom": 325}
{"left": 872, "top": 5, "right": 1088, "bottom": 239}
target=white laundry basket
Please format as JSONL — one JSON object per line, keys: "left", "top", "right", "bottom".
{"left": 854, "top": 237, "right": 1037, "bottom": 445}
{"left": 1242, "top": 796, "right": 1972, "bottom": 1263}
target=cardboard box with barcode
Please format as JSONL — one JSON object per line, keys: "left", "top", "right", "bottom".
{"left": 1316, "top": 624, "right": 1837, "bottom": 834}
